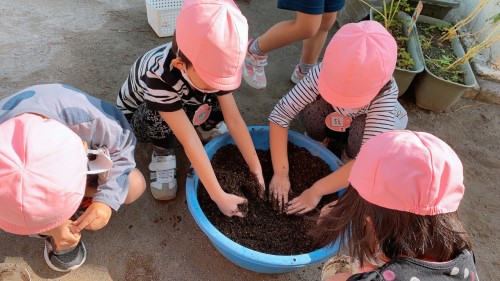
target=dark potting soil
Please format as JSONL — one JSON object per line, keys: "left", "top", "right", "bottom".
{"left": 417, "top": 22, "right": 465, "bottom": 84}
{"left": 197, "top": 143, "right": 338, "bottom": 255}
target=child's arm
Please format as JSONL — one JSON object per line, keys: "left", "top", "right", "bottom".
{"left": 217, "top": 94, "right": 265, "bottom": 198}
{"left": 269, "top": 121, "right": 291, "bottom": 212}
{"left": 267, "top": 66, "right": 322, "bottom": 211}
{"left": 286, "top": 160, "right": 354, "bottom": 215}
{"left": 72, "top": 202, "right": 112, "bottom": 232}
{"left": 72, "top": 111, "right": 137, "bottom": 233}
{"left": 159, "top": 109, "right": 248, "bottom": 217}
{"left": 360, "top": 79, "right": 402, "bottom": 146}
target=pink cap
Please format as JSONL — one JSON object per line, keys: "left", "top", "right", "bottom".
{"left": 0, "top": 113, "right": 87, "bottom": 235}
{"left": 318, "top": 21, "right": 397, "bottom": 108}
{"left": 349, "top": 130, "right": 464, "bottom": 216}
{"left": 176, "top": 0, "right": 248, "bottom": 91}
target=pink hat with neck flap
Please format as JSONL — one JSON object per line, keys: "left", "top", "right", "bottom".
{"left": 318, "top": 20, "right": 397, "bottom": 108}
{"left": 0, "top": 113, "right": 87, "bottom": 235}
{"left": 349, "top": 130, "right": 465, "bottom": 216}
{"left": 176, "top": 0, "right": 248, "bottom": 91}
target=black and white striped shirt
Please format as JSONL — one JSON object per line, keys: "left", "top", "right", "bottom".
{"left": 116, "top": 43, "right": 229, "bottom": 117}
{"left": 269, "top": 63, "right": 408, "bottom": 145}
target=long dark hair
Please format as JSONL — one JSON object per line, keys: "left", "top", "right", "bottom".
{"left": 171, "top": 32, "right": 192, "bottom": 68}
{"left": 310, "top": 186, "right": 472, "bottom": 265}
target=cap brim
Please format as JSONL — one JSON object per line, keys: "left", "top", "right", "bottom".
{"left": 194, "top": 64, "right": 242, "bottom": 92}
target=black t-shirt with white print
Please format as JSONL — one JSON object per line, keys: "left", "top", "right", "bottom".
{"left": 117, "top": 42, "right": 229, "bottom": 122}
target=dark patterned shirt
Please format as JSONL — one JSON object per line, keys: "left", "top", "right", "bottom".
{"left": 116, "top": 42, "right": 229, "bottom": 120}
{"left": 268, "top": 63, "right": 408, "bottom": 145}
{"left": 348, "top": 249, "right": 479, "bottom": 281}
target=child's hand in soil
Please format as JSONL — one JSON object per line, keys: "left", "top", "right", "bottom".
{"left": 71, "top": 202, "right": 112, "bottom": 232}
{"left": 286, "top": 188, "right": 322, "bottom": 215}
{"left": 215, "top": 192, "right": 248, "bottom": 217}
{"left": 269, "top": 174, "right": 291, "bottom": 213}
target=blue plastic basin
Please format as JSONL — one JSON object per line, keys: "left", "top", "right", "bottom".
{"left": 186, "top": 126, "right": 343, "bottom": 274}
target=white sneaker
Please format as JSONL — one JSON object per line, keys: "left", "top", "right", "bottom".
{"left": 290, "top": 64, "right": 307, "bottom": 84}
{"left": 196, "top": 121, "right": 228, "bottom": 142}
{"left": 149, "top": 151, "right": 177, "bottom": 200}
{"left": 242, "top": 39, "right": 268, "bottom": 89}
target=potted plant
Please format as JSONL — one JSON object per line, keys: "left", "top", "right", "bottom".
{"left": 364, "top": 0, "right": 425, "bottom": 96}
{"left": 413, "top": 0, "right": 497, "bottom": 112}
{"left": 408, "top": 0, "right": 461, "bottom": 19}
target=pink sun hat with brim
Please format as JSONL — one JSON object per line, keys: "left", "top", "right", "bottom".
{"left": 318, "top": 21, "right": 397, "bottom": 109}
{"left": 0, "top": 113, "right": 87, "bottom": 235}
{"left": 349, "top": 130, "right": 465, "bottom": 216}
{"left": 176, "top": 0, "right": 248, "bottom": 91}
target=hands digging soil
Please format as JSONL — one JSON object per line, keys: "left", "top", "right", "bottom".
{"left": 285, "top": 188, "right": 323, "bottom": 215}
{"left": 198, "top": 143, "right": 337, "bottom": 255}
{"left": 222, "top": 172, "right": 264, "bottom": 218}
{"left": 269, "top": 174, "right": 291, "bottom": 213}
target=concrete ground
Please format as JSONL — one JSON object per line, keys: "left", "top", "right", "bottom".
{"left": 1, "top": 0, "right": 499, "bottom": 280}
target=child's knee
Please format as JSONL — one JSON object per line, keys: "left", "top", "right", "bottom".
{"left": 295, "top": 13, "right": 322, "bottom": 37}
{"left": 124, "top": 168, "right": 146, "bottom": 204}
{"left": 298, "top": 24, "right": 320, "bottom": 38}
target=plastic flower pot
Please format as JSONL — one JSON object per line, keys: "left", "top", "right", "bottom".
{"left": 414, "top": 15, "right": 477, "bottom": 112}
{"left": 186, "top": 126, "right": 343, "bottom": 274}
{"left": 408, "top": 0, "right": 461, "bottom": 19}
{"left": 370, "top": 9, "right": 425, "bottom": 96}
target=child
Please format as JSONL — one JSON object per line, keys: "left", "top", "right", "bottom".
{"left": 312, "top": 130, "right": 479, "bottom": 281}
{"left": 268, "top": 21, "right": 408, "bottom": 212}
{"left": 0, "top": 84, "right": 146, "bottom": 272}
{"left": 243, "top": 0, "right": 345, "bottom": 89}
{"left": 116, "top": 0, "right": 264, "bottom": 216}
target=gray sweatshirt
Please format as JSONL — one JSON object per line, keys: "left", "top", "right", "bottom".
{"left": 0, "top": 84, "right": 137, "bottom": 211}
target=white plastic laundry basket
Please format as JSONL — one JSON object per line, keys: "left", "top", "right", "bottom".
{"left": 145, "top": 0, "right": 183, "bottom": 37}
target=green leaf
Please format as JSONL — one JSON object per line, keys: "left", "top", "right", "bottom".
{"left": 491, "top": 13, "right": 500, "bottom": 23}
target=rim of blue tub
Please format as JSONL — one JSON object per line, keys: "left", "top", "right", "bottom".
{"left": 186, "top": 126, "right": 343, "bottom": 273}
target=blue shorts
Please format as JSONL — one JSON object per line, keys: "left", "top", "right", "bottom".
{"left": 277, "top": 0, "right": 345, "bottom": 14}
